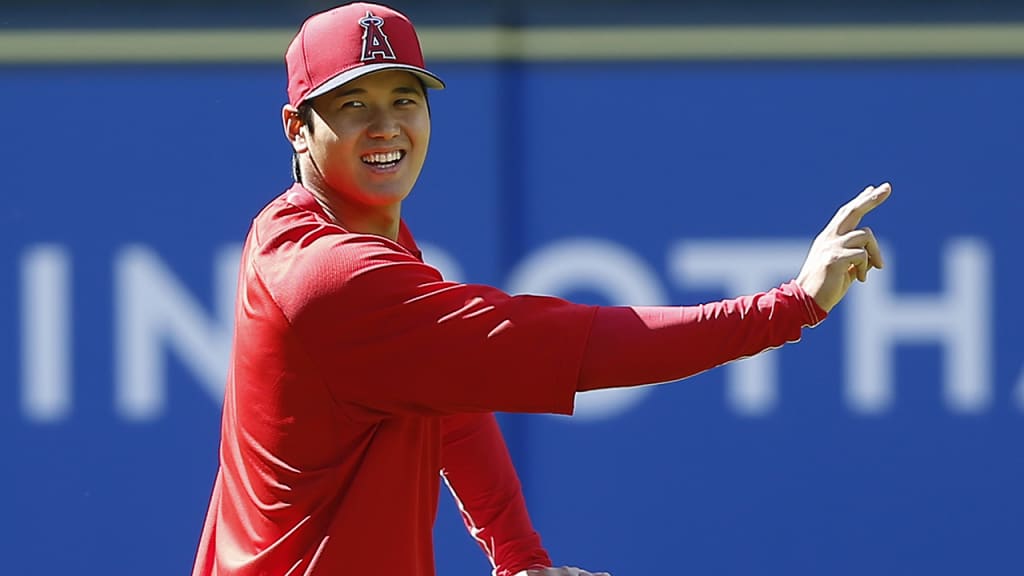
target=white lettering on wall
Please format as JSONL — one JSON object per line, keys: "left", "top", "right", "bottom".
{"left": 114, "top": 244, "right": 240, "bottom": 421}
{"left": 668, "top": 240, "right": 808, "bottom": 416}
{"left": 845, "top": 238, "right": 992, "bottom": 414}
{"left": 1018, "top": 362, "right": 1024, "bottom": 412}
{"left": 506, "top": 238, "right": 668, "bottom": 421}
{"left": 16, "top": 237, "right": 1006, "bottom": 422}
{"left": 20, "top": 245, "right": 71, "bottom": 423}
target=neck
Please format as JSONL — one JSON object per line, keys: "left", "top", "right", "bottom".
{"left": 304, "top": 182, "right": 401, "bottom": 241}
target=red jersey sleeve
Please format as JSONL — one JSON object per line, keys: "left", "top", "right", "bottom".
{"left": 440, "top": 413, "right": 550, "bottom": 576}
{"left": 579, "top": 280, "right": 826, "bottom": 391}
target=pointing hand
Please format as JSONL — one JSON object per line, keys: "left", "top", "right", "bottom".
{"left": 796, "top": 183, "right": 891, "bottom": 312}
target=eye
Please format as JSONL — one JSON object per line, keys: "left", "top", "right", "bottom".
{"left": 395, "top": 98, "right": 418, "bottom": 107}
{"left": 341, "top": 100, "right": 365, "bottom": 109}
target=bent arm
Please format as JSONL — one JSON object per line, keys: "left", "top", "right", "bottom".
{"left": 441, "top": 413, "right": 550, "bottom": 576}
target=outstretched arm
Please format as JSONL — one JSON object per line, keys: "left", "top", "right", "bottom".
{"left": 578, "top": 182, "right": 891, "bottom": 391}
{"left": 283, "top": 183, "right": 890, "bottom": 414}
{"left": 441, "top": 412, "right": 550, "bottom": 576}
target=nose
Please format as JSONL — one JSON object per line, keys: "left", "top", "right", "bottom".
{"left": 366, "top": 108, "right": 401, "bottom": 140}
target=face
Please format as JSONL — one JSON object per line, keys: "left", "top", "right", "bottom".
{"left": 295, "top": 70, "right": 430, "bottom": 209}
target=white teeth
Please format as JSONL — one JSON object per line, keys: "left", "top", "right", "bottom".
{"left": 362, "top": 151, "right": 403, "bottom": 164}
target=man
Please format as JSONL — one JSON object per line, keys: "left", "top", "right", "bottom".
{"left": 192, "top": 3, "right": 889, "bottom": 576}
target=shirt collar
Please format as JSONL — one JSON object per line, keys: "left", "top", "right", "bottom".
{"left": 284, "top": 183, "right": 423, "bottom": 261}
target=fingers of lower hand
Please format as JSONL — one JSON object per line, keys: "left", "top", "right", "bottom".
{"left": 562, "top": 568, "right": 611, "bottom": 576}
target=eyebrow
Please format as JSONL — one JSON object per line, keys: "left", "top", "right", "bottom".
{"left": 334, "top": 85, "right": 423, "bottom": 98}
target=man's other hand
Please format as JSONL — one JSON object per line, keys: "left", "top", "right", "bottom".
{"left": 514, "top": 566, "right": 611, "bottom": 576}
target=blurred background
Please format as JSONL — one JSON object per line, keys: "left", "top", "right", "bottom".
{"left": 3, "top": 1, "right": 1022, "bottom": 574}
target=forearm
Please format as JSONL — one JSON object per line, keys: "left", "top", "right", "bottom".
{"left": 441, "top": 413, "right": 551, "bottom": 575}
{"left": 579, "top": 280, "right": 825, "bottom": 391}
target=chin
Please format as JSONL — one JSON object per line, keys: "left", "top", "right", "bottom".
{"left": 364, "top": 185, "right": 413, "bottom": 205}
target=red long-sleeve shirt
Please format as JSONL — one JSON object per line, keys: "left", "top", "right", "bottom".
{"left": 192, "top": 184, "right": 825, "bottom": 576}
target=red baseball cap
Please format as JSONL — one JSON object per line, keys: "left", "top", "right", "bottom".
{"left": 285, "top": 2, "right": 445, "bottom": 106}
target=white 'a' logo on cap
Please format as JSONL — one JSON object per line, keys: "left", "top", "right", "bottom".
{"left": 359, "top": 11, "right": 397, "bottom": 61}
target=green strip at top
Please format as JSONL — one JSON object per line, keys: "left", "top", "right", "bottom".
{"left": 2, "top": 24, "right": 1024, "bottom": 63}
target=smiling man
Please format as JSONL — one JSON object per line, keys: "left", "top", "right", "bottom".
{"left": 287, "top": 69, "right": 430, "bottom": 239}
{"left": 191, "top": 3, "right": 890, "bottom": 576}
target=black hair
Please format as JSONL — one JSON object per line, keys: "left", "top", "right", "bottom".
{"left": 291, "top": 78, "right": 430, "bottom": 184}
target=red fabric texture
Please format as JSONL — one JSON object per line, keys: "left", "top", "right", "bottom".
{"left": 441, "top": 413, "right": 552, "bottom": 576}
{"left": 192, "top": 183, "right": 825, "bottom": 576}
{"left": 579, "top": 280, "right": 825, "bottom": 391}
{"left": 285, "top": 2, "right": 443, "bottom": 106}
{"left": 193, "top": 185, "right": 589, "bottom": 576}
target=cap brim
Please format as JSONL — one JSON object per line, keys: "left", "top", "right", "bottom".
{"left": 303, "top": 62, "right": 445, "bottom": 103}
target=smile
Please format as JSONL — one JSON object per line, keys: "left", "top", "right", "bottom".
{"left": 361, "top": 150, "right": 405, "bottom": 170}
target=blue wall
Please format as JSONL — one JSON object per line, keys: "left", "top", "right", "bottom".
{"left": 3, "top": 60, "right": 1021, "bottom": 575}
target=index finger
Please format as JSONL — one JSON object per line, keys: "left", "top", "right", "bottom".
{"left": 832, "top": 182, "right": 892, "bottom": 234}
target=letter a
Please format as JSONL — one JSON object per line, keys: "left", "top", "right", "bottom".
{"left": 359, "top": 11, "right": 396, "bottom": 61}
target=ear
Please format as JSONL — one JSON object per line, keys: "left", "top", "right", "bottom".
{"left": 282, "top": 104, "right": 309, "bottom": 153}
